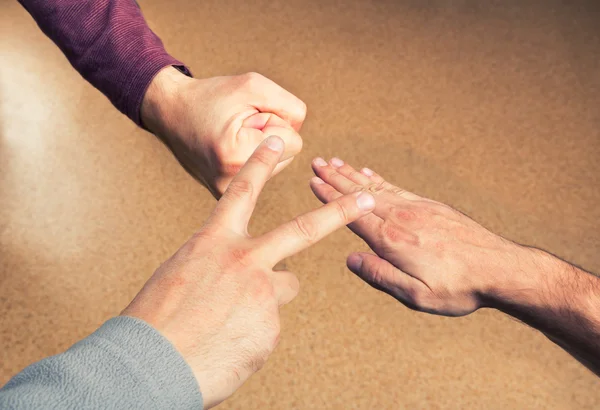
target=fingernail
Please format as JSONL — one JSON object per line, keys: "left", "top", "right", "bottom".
{"left": 347, "top": 254, "right": 363, "bottom": 271}
{"left": 330, "top": 157, "right": 344, "bottom": 168}
{"left": 311, "top": 176, "right": 324, "bottom": 184}
{"left": 314, "top": 157, "right": 327, "bottom": 167}
{"left": 356, "top": 191, "right": 375, "bottom": 211}
{"left": 361, "top": 167, "right": 374, "bottom": 177}
{"left": 266, "top": 135, "right": 284, "bottom": 152}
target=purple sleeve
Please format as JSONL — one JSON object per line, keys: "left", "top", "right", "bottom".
{"left": 18, "top": 0, "right": 192, "bottom": 126}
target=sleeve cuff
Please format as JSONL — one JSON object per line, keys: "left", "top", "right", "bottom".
{"left": 123, "top": 52, "right": 192, "bottom": 126}
{"left": 89, "top": 316, "right": 203, "bottom": 409}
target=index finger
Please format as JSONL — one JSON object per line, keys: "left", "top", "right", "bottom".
{"left": 255, "top": 190, "right": 376, "bottom": 266}
{"left": 211, "top": 135, "right": 284, "bottom": 233}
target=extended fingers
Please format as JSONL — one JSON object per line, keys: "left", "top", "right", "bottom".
{"left": 347, "top": 252, "right": 426, "bottom": 311}
{"left": 212, "top": 136, "right": 284, "bottom": 233}
{"left": 309, "top": 177, "right": 382, "bottom": 250}
{"left": 256, "top": 190, "right": 376, "bottom": 266}
{"left": 332, "top": 158, "right": 422, "bottom": 201}
{"left": 312, "top": 158, "right": 422, "bottom": 209}
{"left": 312, "top": 158, "right": 391, "bottom": 218}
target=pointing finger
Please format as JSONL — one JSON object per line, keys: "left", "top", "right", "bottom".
{"left": 212, "top": 136, "right": 284, "bottom": 233}
{"left": 256, "top": 190, "right": 376, "bottom": 266}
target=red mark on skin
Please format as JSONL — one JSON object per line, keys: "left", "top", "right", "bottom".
{"left": 230, "top": 248, "right": 252, "bottom": 266}
{"left": 221, "top": 163, "right": 243, "bottom": 175}
{"left": 169, "top": 275, "right": 187, "bottom": 288}
{"left": 156, "top": 273, "right": 187, "bottom": 291}
{"left": 381, "top": 223, "right": 420, "bottom": 246}
{"left": 394, "top": 209, "right": 419, "bottom": 222}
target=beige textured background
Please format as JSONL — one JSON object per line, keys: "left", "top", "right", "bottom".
{"left": 1, "top": 0, "right": 599, "bottom": 408}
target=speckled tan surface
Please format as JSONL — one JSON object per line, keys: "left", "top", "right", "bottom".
{"left": 1, "top": 0, "right": 599, "bottom": 408}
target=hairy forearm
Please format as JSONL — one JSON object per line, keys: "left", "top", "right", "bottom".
{"left": 485, "top": 247, "right": 600, "bottom": 374}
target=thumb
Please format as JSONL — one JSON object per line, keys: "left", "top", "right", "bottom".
{"left": 347, "top": 252, "right": 420, "bottom": 304}
{"left": 242, "top": 113, "right": 303, "bottom": 161}
{"left": 268, "top": 270, "right": 300, "bottom": 307}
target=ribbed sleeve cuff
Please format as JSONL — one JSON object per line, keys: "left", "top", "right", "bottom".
{"left": 90, "top": 316, "right": 203, "bottom": 409}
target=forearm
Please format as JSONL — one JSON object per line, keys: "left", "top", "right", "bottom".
{"left": 0, "top": 316, "right": 202, "bottom": 409}
{"left": 486, "top": 247, "right": 600, "bottom": 374}
{"left": 18, "top": 0, "right": 190, "bottom": 125}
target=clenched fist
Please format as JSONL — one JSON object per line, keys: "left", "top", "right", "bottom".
{"left": 122, "top": 139, "right": 375, "bottom": 408}
{"left": 141, "top": 67, "right": 306, "bottom": 197}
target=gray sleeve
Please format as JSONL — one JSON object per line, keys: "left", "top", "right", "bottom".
{"left": 0, "top": 316, "right": 203, "bottom": 409}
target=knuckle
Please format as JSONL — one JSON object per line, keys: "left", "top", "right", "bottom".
{"left": 242, "top": 71, "right": 263, "bottom": 86}
{"left": 380, "top": 220, "right": 403, "bottom": 243}
{"left": 226, "top": 179, "right": 254, "bottom": 199}
{"left": 380, "top": 220, "right": 420, "bottom": 247}
{"left": 228, "top": 247, "right": 254, "bottom": 267}
{"left": 345, "top": 169, "right": 362, "bottom": 182}
{"left": 393, "top": 208, "right": 419, "bottom": 222}
{"left": 367, "top": 261, "right": 387, "bottom": 286}
{"left": 294, "top": 135, "right": 304, "bottom": 154}
{"left": 291, "top": 216, "right": 318, "bottom": 244}
{"left": 367, "top": 181, "right": 387, "bottom": 195}
{"left": 332, "top": 200, "right": 351, "bottom": 224}
{"left": 297, "top": 100, "right": 308, "bottom": 120}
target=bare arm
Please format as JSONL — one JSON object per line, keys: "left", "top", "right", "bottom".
{"left": 309, "top": 156, "right": 600, "bottom": 375}
{"left": 486, "top": 249, "right": 600, "bottom": 374}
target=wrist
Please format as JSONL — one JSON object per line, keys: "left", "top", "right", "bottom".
{"left": 141, "top": 65, "right": 194, "bottom": 137}
{"left": 481, "top": 245, "right": 596, "bottom": 315}
{"left": 480, "top": 245, "right": 558, "bottom": 310}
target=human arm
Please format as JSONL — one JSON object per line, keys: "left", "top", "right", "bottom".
{"left": 0, "top": 139, "right": 375, "bottom": 409}
{"left": 0, "top": 317, "right": 203, "bottom": 409}
{"left": 17, "top": 0, "right": 189, "bottom": 125}
{"left": 19, "top": 0, "right": 306, "bottom": 197}
{"left": 139, "top": 67, "right": 307, "bottom": 197}
{"left": 309, "top": 157, "right": 600, "bottom": 375}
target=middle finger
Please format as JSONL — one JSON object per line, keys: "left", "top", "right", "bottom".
{"left": 311, "top": 157, "right": 391, "bottom": 219}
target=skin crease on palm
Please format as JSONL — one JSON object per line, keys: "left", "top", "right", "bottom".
{"left": 141, "top": 67, "right": 307, "bottom": 198}
{"left": 121, "top": 137, "right": 376, "bottom": 409}
{"left": 308, "top": 156, "right": 534, "bottom": 317}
